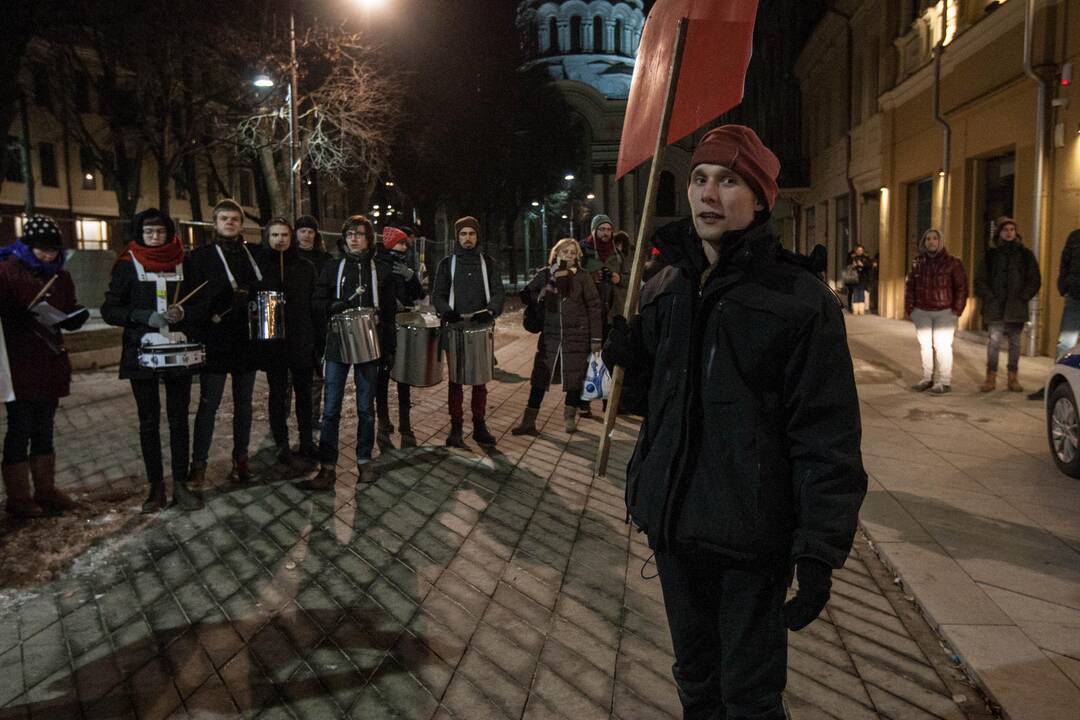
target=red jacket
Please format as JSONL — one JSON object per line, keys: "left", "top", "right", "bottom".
{"left": 0, "top": 256, "right": 78, "bottom": 400}
{"left": 904, "top": 250, "right": 968, "bottom": 317}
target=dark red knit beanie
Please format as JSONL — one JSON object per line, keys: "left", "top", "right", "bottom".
{"left": 690, "top": 125, "right": 780, "bottom": 210}
{"left": 382, "top": 226, "right": 408, "bottom": 250}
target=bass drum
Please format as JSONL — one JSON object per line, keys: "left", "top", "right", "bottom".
{"left": 328, "top": 308, "right": 381, "bottom": 364}
{"left": 392, "top": 311, "right": 444, "bottom": 387}
{"left": 445, "top": 319, "right": 494, "bottom": 386}
{"left": 248, "top": 290, "right": 286, "bottom": 340}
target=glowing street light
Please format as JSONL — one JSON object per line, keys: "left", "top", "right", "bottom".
{"left": 356, "top": 0, "right": 388, "bottom": 9}
{"left": 253, "top": 74, "right": 275, "bottom": 88}
{"left": 586, "top": 193, "right": 596, "bottom": 200}
{"left": 531, "top": 201, "right": 540, "bottom": 207}
{"left": 564, "top": 174, "right": 575, "bottom": 182}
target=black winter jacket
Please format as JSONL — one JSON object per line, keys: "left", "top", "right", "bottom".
{"left": 974, "top": 239, "right": 1041, "bottom": 324}
{"left": 180, "top": 238, "right": 262, "bottom": 373}
{"left": 252, "top": 245, "right": 319, "bottom": 371}
{"left": 101, "top": 259, "right": 194, "bottom": 380}
{"left": 431, "top": 245, "right": 506, "bottom": 318}
{"left": 314, "top": 250, "right": 398, "bottom": 363}
{"left": 1057, "top": 230, "right": 1080, "bottom": 299}
{"left": 522, "top": 266, "right": 603, "bottom": 394}
{"left": 619, "top": 218, "right": 866, "bottom": 571}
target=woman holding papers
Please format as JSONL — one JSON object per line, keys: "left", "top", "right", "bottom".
{"left": 0, "top": 215, "right": 88, "bottom": 518}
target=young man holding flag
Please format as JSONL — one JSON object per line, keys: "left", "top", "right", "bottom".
{"left": 604, "top": 126, "right": 866, "bottom": 719}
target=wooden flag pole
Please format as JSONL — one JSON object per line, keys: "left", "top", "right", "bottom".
{"left": 596, "top": 16, "right": 690, "bottom": 478}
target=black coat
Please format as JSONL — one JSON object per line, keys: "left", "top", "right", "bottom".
{"left": 431, "top": 245, "right": 506, "bottom": 318}
{"left": 1057, "top": 230, "right": 1080, "bottom": 299}
{"left": 974, "top": 239, "right": 1041, "bottom": 324}
{"left": 375, "top": 246, "right": 426, "bottom": 312}
{"left": 314, "top": 250, "right": 398, "bottom": 363}
{"left": 522, "top": 267, "right": 602, "bottom": 393}
{"left": 619, "top": 218, "right": 866, "bottom": 571}
{"left": 101, "top": 259, "right": 194, "bottom": 380}
{"left": 298, "top": 247, "right": 333, "bottom": 278}
{"left": 252, "top": 245, "right": 319, "bottom": 371}
{"left": 179, "top": 238, "right": 262, "bottom": 373}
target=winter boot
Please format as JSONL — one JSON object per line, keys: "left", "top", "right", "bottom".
{"left": 299, "top": 438, "right": 319, "bottom": 461}
{"left": 979, "top": 371, "right": 997, "bottom": 393}
{"left": 276, "top": 446, "right": 311, "bottom": 475}
{"left": 376, "top": 412, "right": 394, "bottom": 446}
{"left": 187, "top": 461, "right": 208, "bottom": 491}
{"left": 31, "top": 454, "right": 78, "bottom": 514}
{"left": 297, "top": 465, "right": 336, "bottom": 491}
{"left": 2, "top": 462, "right": 45, "bottom": 518}
{"left": 446, "top": 420, "right": 466, "bottom": 448}
{"left": 398, "top": 419, "right": 417, "bottom": 448}
{"left": 578, "top": 402, "right": 594, "bottom": 420}
{"left": 172, "top": 480, "right": 204, "bottom": 511}
{"left": 229, "top": 454, "right": 256, "bottom": 484}
{"left": 564, "top": 405, "right": 578, "bottom": 434}
{"left": 473, "top": 420, "right": 496, "bottom": 447}
{"left": 358, "top": 462, "right": 376, "bottom": 484}
{"left": 511, "top": 407, "right": 541, "bottom": 436}
{"left": 141, "top": 483, "right": 168, "bottom": 514}
{"left": 1007, "top": 371, "right": 1024, "bottom": 393}
{"left": 1028, "top": 387, "right": 1046, "bottom": 401}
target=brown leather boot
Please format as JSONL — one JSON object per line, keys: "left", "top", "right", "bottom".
{"left": 979, "top": 371, "right": 997, "bottom": 393}
{"left": 296, "top": 465, "right": 336, "bottom": 491}
{"left": 187, "top": 461, "right": 208, "bottom": 492}
{"left": 229, "top": 454, "right": 256, "bottom": 484}
{"left": 2, "top": 462, "right": 45, "bottom": 518}
{"left": 511, "top": 407, "right": 540, "bottom": 436}
{"left": 30, "top": 454, "right": 78, "bottom": 513}
{"left": 1007, "top": 371, "right": 1024, "bottom": 392}
{"left": 564, "top": 405, "right": 578, "bottom": 433}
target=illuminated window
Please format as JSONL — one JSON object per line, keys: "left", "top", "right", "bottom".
{"left": 13, "top": 214, "right": 29, "bottom": 236}
{"left": 76, "top": 217, "right": 109, "bottom": 250}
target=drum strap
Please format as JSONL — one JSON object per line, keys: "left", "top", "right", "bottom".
{"left": 336, "top": 258, "right": 379, "bottom": 307}
{"left": 131, "top": 256, "right": 184, "bottom": 316}
{"left": 449, "top": 255, "right": 490, "bottom": 310}
{"left": 215, "top": 243, "right": 263, "bottom": 290}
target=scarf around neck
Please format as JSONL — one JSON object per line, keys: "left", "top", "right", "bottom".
{"left": 119, "top": 235, "right": 185, "bottom": 272}
{"left": 0, "top": 239, "right": 65, "bottom": 276}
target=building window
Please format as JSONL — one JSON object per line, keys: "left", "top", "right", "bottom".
{"left": 593, "top": 16, "right": 605, "bottom": 52}
{"left": 237, "top": 168, "right": 254, "bottom": 207}
{"left": 657, "top": 171, "right": 676, "bottom": 216}
{"left": 905, "top": 178, "right": 934, "bottom": 270}
{"left": 32, "top": 65, "right": 51, "bottom": 110}
{"left": 80, "top": 147, "right": 96, "bottom": 190}
{"left": 806, "top": 206, "right": 816, "bottom": 246}
{"left": 39, "top": 143, "right": 58, "bottom": 187}
{"left": 76, "top": 217, "right": 109, "bottom": 250}
{"left": 4, "top": 137, "right": 23, "bottom": 183}
{"left": 549, "top": 18, "right": 559, "bottom": 53}
{"left": 570, "top": 16, "right": 582, "bottom": 53}
{"left": 614, "top": 20, "right": 624, "bottom": 55}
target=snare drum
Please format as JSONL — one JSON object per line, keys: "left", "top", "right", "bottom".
{"left": 328, "top": 308, "right": 381, "bottom": 364}
{"left": 446, "top": 320, "right": 494, "bottom": 386}
{"left": 137, "top": 342, "right": 205, "bottom": 371}
{"left": 249, "top": 291, "right": 286, "bottom": 340}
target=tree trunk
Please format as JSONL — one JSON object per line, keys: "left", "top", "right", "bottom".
{"left": 183, "top": 153, "right": 202, "bottom": 222}
{"left": 258, "top": 145, "right": 287, "bottom": 219}
{"left": 17, "top": 93, "right": 35, "bottom": 215}
{"left": 504, "top": 216, "right": 518, "bottom": 285}
{"left": 157, "top": 151, "right": 171, "bottom": 216}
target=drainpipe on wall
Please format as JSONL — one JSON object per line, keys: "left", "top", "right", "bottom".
{"left": 1023, "top": 0, "right": 1050, "bottom": 356}
{"left": 828, "top": 4, "right": 859, "bottom": 259}
{"left": 932, "top": 1, "right": 951, "bottom": 233}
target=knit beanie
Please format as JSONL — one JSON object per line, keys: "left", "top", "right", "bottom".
{"left": 21, "top": 214, "right": 64, "bottom": 250}
{"left": 690, "top": 125, "right": 780, "bottom": 210}
{"left": 454, "top": 216, "right": 479, "bottom": 236}
{"left": 382, "top": 226, "right": 408, "bottom": 250}
{"left": 590, "top": 215, "right": 614, "bottom": 235}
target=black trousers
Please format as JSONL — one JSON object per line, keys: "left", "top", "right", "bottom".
{"left": 656, "top": 549, "right": 788, "bottom": 720}
{"left": 130, "top": 375, "right": 192, "bottom": 487}
{"left": 3, "top": 399, "right": 59, "bottom": 464}
{"left": 375, "top": 358, "right": 412, "bottom": 428}
{"left": 527, "top": 385, "right": 578, "bottom": 409}
{"left": 267, "top": 366, "right": 314, "bottom": 450}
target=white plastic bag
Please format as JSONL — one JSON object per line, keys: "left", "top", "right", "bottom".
{"left": 580, "top": 352, "right": 611, "bottom": 401}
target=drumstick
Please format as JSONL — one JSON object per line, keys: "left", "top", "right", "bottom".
{"left": 26, "top": 276, "right": 58, "bottom": 309}
{"left": 174, "top": 281, "right": 208, "bottom": 308}
{"left": 172, "top": 281, "right": 181, "bottom": 304}
{"left": 279, "top": 251, "right": 284, "bottom": 283}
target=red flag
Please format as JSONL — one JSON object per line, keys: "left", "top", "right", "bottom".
{"left": 616, "top": 0, "right": 759, "bottom": 179}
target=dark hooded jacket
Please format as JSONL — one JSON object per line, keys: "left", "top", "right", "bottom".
{"left": 252, "top": 241, "right": 319, "bottom": 370}
{"left": 432, "top": 243, "right": 506, "bottom": 318}
{"left": 1057, "top": 229, "right": 1080, "bottom": 299}
{"left": 522, "top": 265, "right": 603, "bottom": 394}
{"left": 101, "top": 209, "right": 192, "bottom": 380}
{"left": 618, "top": 217, "right": 866, "bottom": 571}
{"left": 974, "top": 236, "right": 1041, "bottom": 324}
{"left": 314, "top": 248, "right": 398, "bottom": 364}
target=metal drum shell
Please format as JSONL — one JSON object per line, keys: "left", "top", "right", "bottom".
{"left": 392, "top": 312, "right": 444, "bottom": 387}
{"left": 328, "top": 308, "right": 382, "bottom": 364}
{"left": 446, "top": 320, "right": 494, "bottom": 386}
{"left": 137, "top": 343, "right": 205, "bottom": 371}
{"left": 248, "top": 291, "right": 287, "bottom": 340}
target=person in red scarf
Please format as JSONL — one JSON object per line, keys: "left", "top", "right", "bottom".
{"left": 0, "top": 214, "right": 88, "bottom": 518}
{"left": 101, "top": 208, "right": 199, "bottom": 512}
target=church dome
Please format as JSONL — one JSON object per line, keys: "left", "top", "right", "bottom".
{"left": 517, "top": 1, "right": 645, "bottom": 100}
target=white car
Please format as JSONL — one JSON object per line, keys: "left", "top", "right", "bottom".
{"left": 1046, "top": 349, "right": 1080, "bottom": 477}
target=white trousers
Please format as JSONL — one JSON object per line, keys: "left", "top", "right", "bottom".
{"left": 911, "top": 308, "right": 957, "bottom": 384}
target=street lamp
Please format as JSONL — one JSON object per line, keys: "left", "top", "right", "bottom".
{"left": 564, "top": 174, "right": 575, "bottom": 181}
{"left": 253, "top": 74, "right": 275, "bottom": 88}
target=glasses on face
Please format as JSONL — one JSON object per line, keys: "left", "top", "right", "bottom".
{"left": 143, "top": 228, "right": 167, "bottom": 236}
{"left": 345, "top": 231, "right": 366, "bottom": 240}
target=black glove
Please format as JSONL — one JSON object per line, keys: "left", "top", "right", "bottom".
{"left": 442, "top": 309, "right": 462, "bottom": 323}
{"left": 471, "top": 309, "right": 493, "bottom": 324}
{"left": 58, "top": 306, "right": 89, "bottom": 331}
{"left": 602, "top": 315, "right": 634, "bottom": 370}
{"left": 231, "top": 288, "right": 250, "bottom": 311}
{"left": 784, "top": 559, "right": 832, "bottom": 631}
{"left": 601, "top": 267, "right": 613, "bottom": 283}
{"left": 329, "top": 300, "right": 351, "bottom": 316}
{"left": 392, "top": 262, "right": 415, "bottom": 281}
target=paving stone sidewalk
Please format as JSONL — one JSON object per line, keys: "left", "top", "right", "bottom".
{"left": 0, "top": 315, "right": 984, "bottom": 719}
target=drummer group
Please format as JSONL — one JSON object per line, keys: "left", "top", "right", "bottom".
{"left": 3, "top": 201, "right": 625, "bottom": 518}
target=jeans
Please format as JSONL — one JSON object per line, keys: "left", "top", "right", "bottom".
{"left": 656, "top": 550, "right": 788, "bottom": 720}
{"left": 1057, "top": 295, "right": 1080, "bottom": 359}
{"left": 319, "top": 360, "right": 377, "bottom": 465}
{"left": 131, "top": 376, "right": 192, "bottom": 487}
{"left": 311, "top": 366, "right": 324, "bottom": 439}
{"left": 376, "top": 358, "right": 412, "bottom": 428}
{"left": 267, "top": 366, "right": 314, "bottom": 450}
{"left": 527, "top": 385, "right": 578, "bottom": 409}
{"left": 986, "top": 322, "right": 1024, "bottom": 373}
{"left": 192, "top": 370, "right": 256, "bottom": 463}
{"left": 911, "top": 309, "right": 957, "bottom": 384}
{"left": 3, "top": 400, "right": 59, "bottom": 464}
{"left": 448, "top": 382, "right": 487, "bottom": 423}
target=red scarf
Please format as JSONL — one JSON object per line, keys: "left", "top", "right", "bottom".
{"left": 119, "top": 235, "right": 185, "bottom": 272}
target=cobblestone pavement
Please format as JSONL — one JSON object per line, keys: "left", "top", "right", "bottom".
{"left": 0, "top": 316, "right": 987, "bottom": 719}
